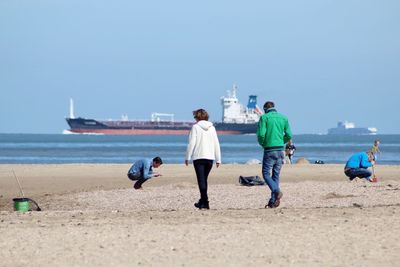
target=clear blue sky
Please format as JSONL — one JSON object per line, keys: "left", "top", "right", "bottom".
{"left": 1, "top": 0, "right": 399, "bottom": 134}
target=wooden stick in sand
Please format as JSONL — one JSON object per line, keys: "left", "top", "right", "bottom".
{"left": 12, "top": 170, "right": 25, "bottom": 197}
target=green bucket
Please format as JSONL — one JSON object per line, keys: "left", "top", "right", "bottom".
{"left": 13, "top": 198, "right": 30, "bottom": 212}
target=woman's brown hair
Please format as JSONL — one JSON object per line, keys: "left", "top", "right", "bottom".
{"left": 193, "top": 109, "right": 209, "bottom": 121}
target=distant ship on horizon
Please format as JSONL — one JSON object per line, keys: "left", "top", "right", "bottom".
{"left": 327, "top": 121, "right": 378, "bottom": 135}
{"left": 64, "top": 84, "right": 263, "bottom": 135}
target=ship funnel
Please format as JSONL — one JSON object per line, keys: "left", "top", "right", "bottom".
{"left": 247, "top": 95, "right": 257, "bottom": 109}
{"left": 69, "top": 98, "right": 75, "bottom": 119}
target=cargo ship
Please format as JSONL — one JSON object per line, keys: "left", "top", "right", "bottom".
{"left": 64, "top": 85, "right": 263, "bottom": 135}
{"left": 327, "top": 121, "right": 378, "bottom": 135}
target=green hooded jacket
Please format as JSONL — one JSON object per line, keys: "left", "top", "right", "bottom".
{"left": 257, "top": 109, "right": 292, "bottom": 151}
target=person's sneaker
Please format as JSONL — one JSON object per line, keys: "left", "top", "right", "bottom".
{"left": 349, "top": 176, "right": 356, "bottom": 181}
{"left": 370, "top": 177, "right": 378, "bottom": 183}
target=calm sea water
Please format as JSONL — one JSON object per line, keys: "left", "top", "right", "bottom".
{"left": 0, "top": 134, "right": 399, "bottom": 165}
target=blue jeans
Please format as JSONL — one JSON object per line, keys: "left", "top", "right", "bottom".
{"left": 262, "top": 150, "right": 284, "bottom": 203}
{"left": 344, "top": 168, "right": 372, "bottom": 180}
{"left": 127, "top": 172, "right": 150, "bottom": 189}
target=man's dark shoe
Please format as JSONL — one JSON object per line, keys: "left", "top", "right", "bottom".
{"left": 265, "top": 199, "right": 275, "bottom": 209}
{"left": 133, "top": 180, "right": 144, "bottom": 190}
{"left": 273, "top": 191, "right": 283, "bottom": 208}
{"left": 133, "top": 184, "right": 143, "bottom": 190}
{"left": 194, "top": 200, "right": 209, "bottom": 210}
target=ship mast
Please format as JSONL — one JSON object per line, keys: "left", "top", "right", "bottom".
{"left": 69, "top": 98, "right": 75, "bottom": 119}
{"left": 231, "top": 84, "right": 237, "bottom": 98}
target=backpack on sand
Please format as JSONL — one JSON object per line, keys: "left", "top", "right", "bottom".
{"left": 238, "top": 175, "right": 265, "bottom": 186}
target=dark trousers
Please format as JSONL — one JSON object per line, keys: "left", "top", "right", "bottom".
{"left": 344, "top": 168, "right": 372, "bottom": 180}
{"left": 127, "top": 173, "right": 146, "bottom": 189}
{"left": 193, "top": 159, "right": 213, "bottom": 202}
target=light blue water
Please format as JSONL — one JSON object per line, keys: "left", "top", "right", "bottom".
{"left": 0, "top": 134, "right": 399, "bottom": 165}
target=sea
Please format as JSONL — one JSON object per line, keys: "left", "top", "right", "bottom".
{"left": 0, "top": 134, "right": 399, "bottom": 165}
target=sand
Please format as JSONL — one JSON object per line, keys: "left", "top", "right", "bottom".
{"left": 1, "top": 163, "right": 400, "bottom": 266}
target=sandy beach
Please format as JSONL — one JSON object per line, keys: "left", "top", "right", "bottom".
{"left": 1, "top": 163, "right": 400, "bottom": 266}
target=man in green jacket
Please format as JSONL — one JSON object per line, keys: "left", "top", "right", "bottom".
{"left": 257, "top": 101, "right": 292, "bottom": 208}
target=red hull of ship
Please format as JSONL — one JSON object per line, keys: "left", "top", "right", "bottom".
{"left": 69, "top": 129, "right": 242, "bottom": 135}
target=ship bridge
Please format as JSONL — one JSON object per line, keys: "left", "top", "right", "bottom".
{"left": 221, "top": 84, "right": 261, "bottom": 124}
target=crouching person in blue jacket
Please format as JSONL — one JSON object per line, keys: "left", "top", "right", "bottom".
{"left": 127, "top": 157, "right": 163, "bottom": 189}
{"left": 344, "top": 151, "right": 376, "bottom": 182}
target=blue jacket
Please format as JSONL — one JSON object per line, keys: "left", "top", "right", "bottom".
{"left": 345, "top": 152, "right": 372, "bottom": 169}
{"left": 128, "top": 159, "right": 153, "bottom": 179}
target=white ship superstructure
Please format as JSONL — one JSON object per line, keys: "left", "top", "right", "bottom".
{"left": 221, "top": 84, "right": 262, "bottom": 124}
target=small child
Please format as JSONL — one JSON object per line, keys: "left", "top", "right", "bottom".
{"left": 371, "top": 139, "right": 381, "bottom": 161}
{"left": 285, "top": 140, "right": 296, "bottom": 164}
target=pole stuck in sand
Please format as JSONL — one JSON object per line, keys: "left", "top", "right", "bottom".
{"left": 12, "top": 170, "right": 25, "bottom": 197}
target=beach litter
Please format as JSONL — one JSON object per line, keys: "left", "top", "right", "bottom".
{"left": 12, "top": 170, "right": 41, "bottom": 212}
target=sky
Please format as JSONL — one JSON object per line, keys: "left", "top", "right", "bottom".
{"left": 1, "top": 0, "right": 399, "bottom": 134}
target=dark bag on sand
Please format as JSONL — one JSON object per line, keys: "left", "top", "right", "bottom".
{"left": 239, "top": 175, "right": 265, "bottom": 186}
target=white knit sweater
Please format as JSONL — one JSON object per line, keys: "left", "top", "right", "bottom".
{"left": 185, "top": 120, "right": 221, "bottom": 163}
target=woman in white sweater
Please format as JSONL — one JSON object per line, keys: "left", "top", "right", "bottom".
{"left": 185, "top": 109, "right": 221, "bottom": 210}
